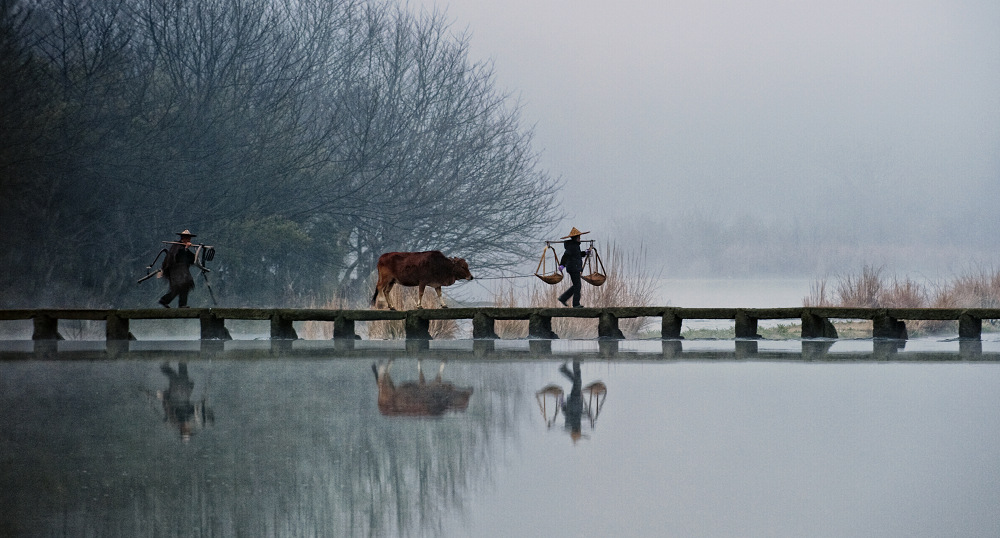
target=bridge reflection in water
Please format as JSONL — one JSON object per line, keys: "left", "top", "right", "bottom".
{"left": 4, "top": 335, "right": 996, "bottom": 362}
{"left": 2, "top": 339, "right": 999, "bottom": 537}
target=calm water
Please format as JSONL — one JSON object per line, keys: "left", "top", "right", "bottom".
{"left": 2, "top": 338, "right": 1000, "bottom": 537}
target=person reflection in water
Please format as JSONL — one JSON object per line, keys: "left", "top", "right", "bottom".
{"left": 560, "top": 361, "right": 585, "bottom": 442}
{"left": 535, "top": 360, "right": 607, "bottom": 443}
{"left": 158, "top": 362, "right": 212, "bottom": 441}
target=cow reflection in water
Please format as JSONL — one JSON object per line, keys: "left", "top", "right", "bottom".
{"left": 535, "top": 360, "right": 607, "bottom": 442}
{"left": 372, "top": 360, "right": 473, "bottom": 416}
{"left": 157, "top": 362, "right": 213, "bottom": 441}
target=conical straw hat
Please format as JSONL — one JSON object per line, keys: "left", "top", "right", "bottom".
{"left": 560, "top": 227, "right": 589, "bottom": 239}
{"left": 176, "top": 229, "right": 197, "bottom": 237}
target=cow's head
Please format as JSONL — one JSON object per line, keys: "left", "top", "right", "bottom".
{"left": 451, "top": 257, "right": 474, "bottom": 280}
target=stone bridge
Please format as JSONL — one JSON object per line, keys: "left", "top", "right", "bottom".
{"left": 2, "top": 306, "right": 998, "bottom": 341}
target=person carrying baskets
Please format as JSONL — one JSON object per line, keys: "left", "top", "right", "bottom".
{"left": 557, "top": 227, "right": 591, "bottom": 308}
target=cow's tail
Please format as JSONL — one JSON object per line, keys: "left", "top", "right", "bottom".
{"left": 371, "top": 288, "right": 379, "bottom": 306}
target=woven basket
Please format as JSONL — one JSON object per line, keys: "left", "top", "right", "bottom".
{"left": 581, "top": 246, "right": 607, "bottom": 287}
{"left": 535, "top": 244, "right": 564, "bottom": 285}
{"left": 536, "top": 272, "right": 564, "bottom": 285}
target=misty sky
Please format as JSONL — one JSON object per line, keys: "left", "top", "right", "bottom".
{"left": 407, "top": 0, "right": 999, "bottom": 245}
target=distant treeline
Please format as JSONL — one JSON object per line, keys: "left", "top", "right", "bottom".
{"left": 0, "top": 0, "right": 560, "bottom": 308}
{"left": 613, "top": 212, "right": 996, "bottom": 279}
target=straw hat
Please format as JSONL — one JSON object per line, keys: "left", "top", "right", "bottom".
{"left": 176, "top": 229, "right": 197, "bottom": 237}
{"left": 561, "top": 227, "right": 589, "bottom": 239}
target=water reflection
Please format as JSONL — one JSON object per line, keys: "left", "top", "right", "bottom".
{"left": 2, "top": 341, "right": 1000, "bottom": 537}
{"left": 11, "top": 336, "right": 1000, "bottom": 362}
{"left": 155, "top": 361, "right": 214, "bottom": 441}
{"left": 372, "top": 360, "right": 473, "bottom": 416}
{"left": 536, "top": 361, "right": 608, "bottom": 442}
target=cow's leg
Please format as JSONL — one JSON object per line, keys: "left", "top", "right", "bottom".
{"left": 435, "top": 286, "right": 447, "bottom": 308}
{"left": 373, "top": 268, "right": 389, "bottom": 309}
{"left": 375, "top": 362, "right": 394, "bottom": 387}
{"left": 417, "top": 284, "right": 426, "bottom": 309}
{"left": 383, "top": 282, "right": 396, "bottom": 310}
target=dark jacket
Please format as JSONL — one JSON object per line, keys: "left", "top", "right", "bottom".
{"left": 559, "top": 240, "right": 585, "bottom": 273}
{"left": 162, "top": 244, "right": 196, "bottom": 292}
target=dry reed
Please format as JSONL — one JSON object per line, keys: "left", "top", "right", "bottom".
{"left": 806, "top": 265, "right": 1000, "bottom": 335}
{"left": 834, "top": 264, "right": 884, "bottom": 307}
{"left": 300, "top": 297, "right": 348, "bottom": 339}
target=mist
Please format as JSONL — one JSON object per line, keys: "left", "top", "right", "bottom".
{"left": 2, "top": 0, "right": 998, "bottom": 309}
{"left": 410, "top": 0, "right": 1000, "bottom": 277}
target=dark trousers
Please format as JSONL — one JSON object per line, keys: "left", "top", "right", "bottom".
{"left": 558, "top": 271, "right": 582, "bottom": 307}
{"left": 160, "top": 287, "right": 190, "bottom": 307}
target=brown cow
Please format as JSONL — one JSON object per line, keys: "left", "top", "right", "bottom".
{"left": 371, "top": 251, "right": 474, "bottom": 310}
{"left": 371, "top": 360, "right": 473, "bottom": 416}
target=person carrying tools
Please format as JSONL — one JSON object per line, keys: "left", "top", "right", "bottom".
{"left": 138, "top": 229, "right": 217, "bottom": 307}
{"left": 158, "top": 229, "right": 198, "bottom": 308}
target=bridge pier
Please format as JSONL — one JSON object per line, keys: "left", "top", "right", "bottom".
{"left": 959, "top": 313, "right": 982, "bottom": 339}
{"left": 405, "top": 313, "right": 431, "bottom": 339}
{"left": 200, "top": 312, "right": 232, "bottom": 340}
{"left": 32, "top": 314, "right": 63, "bottom": 340}
{"left": 106, "top": 314, "right": 134, "bottom": 341}
{"left": 661, "top": 311, "right": 683, "bottom": 339}
{"left": 735, "top": 310, "right": 761, "bottom": 339}
{"left": 270, "top": 314, "right": 298, "bottom": 340}
{"left": 598, "top": 313, "right": 625, "bottom": 340}
{"left": 873, "top": 312, "right": 907, "bottom": 340}
{"left": 333, "top": 315, "right": 359, "bottom": 340}
{"left": 528, "top": 314, "right": 557, "bottom": 339}
{"left": 473, "top": 313, "right": 499, "bottom": 339}
{"left": 801, "top": 312, "right": 838, "bottom": 338}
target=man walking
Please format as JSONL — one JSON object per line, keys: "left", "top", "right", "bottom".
{"left": 159, "top": 229, "right": 197, "bottom": 308}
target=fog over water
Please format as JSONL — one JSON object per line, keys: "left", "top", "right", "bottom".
{"left": 3, "top": 344, "right": 1000, "bottom": 537}
{"left": 409, "top": 0, "right": 1000, "bottom": 276}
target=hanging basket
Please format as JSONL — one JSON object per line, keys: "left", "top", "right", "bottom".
{"left": 582, "top": 245, "right": 606, "bottom": 287}
{"left": 538, "top": 273, "right": 564, "bottom": 285}
{"left": 534, "top": 244, "right": 563, "bottom": 285}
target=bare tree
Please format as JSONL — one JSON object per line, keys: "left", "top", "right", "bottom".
{"left": 0, "top": 0, "right": 561, "bottom": 307}
{"left": 293, "top": 5, "right": 561, "bottom": 298}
